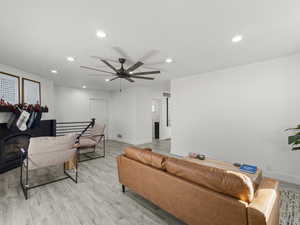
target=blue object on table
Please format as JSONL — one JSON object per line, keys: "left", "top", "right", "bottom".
{"left": 239, "top": 164, "right": 257, "bottom": 174}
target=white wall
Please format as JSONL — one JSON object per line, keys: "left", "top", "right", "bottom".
{"left": 136, "top": 87, "right": 153, "bottom": 144}
{"left": 109, "top": 88, "right": 137, "bottom": 143}
{"left": 109, "top": 83, "right": 170, "bottom": 145}
{"left": 54, "top": 85, "right": 110, "bottom": 122}
{"left": 0, "top": 64, "right": 55, "bottom": 123}
{"left": 171, "top": 53, "right": 300, "bottom": 185}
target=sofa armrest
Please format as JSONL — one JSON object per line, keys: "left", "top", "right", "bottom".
{"left": 247, "top": 178, "right": 280, "bottom": 225}
{"left": 117, "top": 155, "right": 124, "bottom": 184}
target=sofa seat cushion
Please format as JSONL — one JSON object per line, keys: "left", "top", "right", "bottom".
{"left": 79, "top": 136, "right": 97, "bottom": 148}
{"left": 124, "top": 147, "right": 167, "bottom": 170}
{"left": 165, "top": 157, "right": 255, "bottom": 203}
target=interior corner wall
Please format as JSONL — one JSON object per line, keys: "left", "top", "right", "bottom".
{"left": 54, "top": 85, "right": 111, "bottom": 123}
{"left": 171, "top": 53, "right": 300, "bottom": 185}
{"left": 135, "top": 87, "right": 153, "bottom": 145}
{"left": 109, "top": 84, "right": 170, "bottom": 145}
{"left": 109, "top": 88, "right": 137, "bottom": 144}
{"left": 0, "top": 64, "right": 55, "bottom": 123}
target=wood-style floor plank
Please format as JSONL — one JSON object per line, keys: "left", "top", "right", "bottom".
{"left": 0, "top": 140, "right": 186, "bottom": 225}
{"left": 0, "top": 139, "right": 298, "bottom": 225}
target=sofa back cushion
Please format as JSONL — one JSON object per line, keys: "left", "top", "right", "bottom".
{"left": 124, "top": 147, "right": 167, "bottom": 170}
{"left": 165, "top": 157, "right": 255, "bottom": 203}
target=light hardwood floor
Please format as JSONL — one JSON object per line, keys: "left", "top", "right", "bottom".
{"left": 0, "top": 139, "right": 299, "bottom": 225}
{"left": 0, "top": 139, "right": 186, "bottom": 225}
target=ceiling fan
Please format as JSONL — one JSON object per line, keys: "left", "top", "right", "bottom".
{"left": 81, "top": 57, "right": 160, "bottom": 83}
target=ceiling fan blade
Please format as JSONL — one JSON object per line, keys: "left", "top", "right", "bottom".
{"left": 88, "top": 74, "right": 115, "bottom": 77}
{"left": 143, "top": 66, "right": 166, "bottom": 72}
{"left": 127, "top": 61, "right": 144, "bottom": 72}
{"left": 129, "top": 75, "right": 155, "bottom": 80}
{"left": 80, "top": 66, "right": 115, "bottom": 74}
{"left": 138, "top": 50, "right": 160, "bottom": 62}
{"left": 145, "top": 60, "right": 167, "bottom": 66}
{"left": 130, "top": 71, "right": 160, "bottom": 76}
{"left": 91, "top": 56, "right": 119, "bottom": 63}
{"left": 124, "top": 77, "right": 135, "bottom": 83}
{"left": 100, "top": 59, "right": 119, "bottom": 73}
{"left": 109, "top": 77, "right": 119, "bottom": 81}
{"left": 112, "top": 47, "right": 135, "bottom": 64}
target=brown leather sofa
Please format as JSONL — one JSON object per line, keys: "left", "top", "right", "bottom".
{"left": 117, "top": 147, "right": 280, "bottom": 225}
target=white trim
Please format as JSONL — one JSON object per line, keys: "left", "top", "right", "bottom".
{"left": 110, "top": 137, "right": 152, "bottom": 146}
{"left": 134, "top": 138, "right": 153, "bottom": 145}
{"left": 264, "top": 171, "right": 300, "bottom": 185}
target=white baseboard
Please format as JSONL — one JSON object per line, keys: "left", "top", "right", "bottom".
{"left": 110, "top": 138, "right": 136, "bottom": 145}
{"left": 134, "top": 138, "right": 152, "bottom": 145}
{"left": 263, "top": 171, "right": 300, "bottom": 185}
{"left": 108, "top": 138, "right": 152, "bottom": 146}
{"left": 159, "top": 135, "right": 171, "bottom": 140}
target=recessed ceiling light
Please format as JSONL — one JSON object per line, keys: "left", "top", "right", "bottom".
{"left": 232, "top": 35, "right": 243, "bottom": 43}
{"left": 165, "top": 58, "right": 173, "bottom": 63}
{"left": 51, "top": 70, "right": 58, "bottom": 74}
{"left": 105, "top": 78, "right": 110, "bottom": 82}
{"left": 67, "top": 56, "right": 75, "bottom": 62}
{"left": 82, "top": 85, "right": 87, "bottom": 89}
{"left": 96, "top": 30, "right": 107, "bottom": 38}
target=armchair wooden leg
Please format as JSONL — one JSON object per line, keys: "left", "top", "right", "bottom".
{"left": 122, "top": 185, "right": 125, "bottom": 193}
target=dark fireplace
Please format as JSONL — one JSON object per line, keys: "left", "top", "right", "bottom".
{"left": 0, "top": 134, "right": 31, "bottom": 174}
{"left": 0, "top": 119, "right": 56, "bottom": 174}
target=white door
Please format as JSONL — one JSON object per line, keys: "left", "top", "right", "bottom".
{"left": 89, "top": 98, "right": 108, "bottom": 136}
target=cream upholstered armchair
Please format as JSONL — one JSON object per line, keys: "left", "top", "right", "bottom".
{"left": 20, "top": 134, "right": 78, "bottom": 199}
{"left": 78, "top": 123, "right": 106, "bottom": 161}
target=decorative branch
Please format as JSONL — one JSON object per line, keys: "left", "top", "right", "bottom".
{"left": 0, "top": 99, "right": 48, "bottom": 113}
{"left": 286, "top": 124, "right": 300, "bottom": 151}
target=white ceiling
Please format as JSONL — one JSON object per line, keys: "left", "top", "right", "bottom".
{"left": 1, "top": 0, "right": 300, "bottom": 91}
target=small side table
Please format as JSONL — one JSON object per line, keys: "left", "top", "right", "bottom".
{"left": 64, "top": 143, "right": 80, "bottom": 170}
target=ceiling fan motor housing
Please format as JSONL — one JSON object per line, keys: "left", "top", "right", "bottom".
{"left": 119, "top": 58, "right": 126, "bottom": 64}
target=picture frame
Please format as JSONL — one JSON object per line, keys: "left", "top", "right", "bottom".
{"left": 0, "top": 71, "right": 20, "bottom": 104}
{"left": 22, "top": 78, "right": 41, "bottom": 105}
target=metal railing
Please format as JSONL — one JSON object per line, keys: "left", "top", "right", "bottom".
{"left": 56, "top": 118, "right": 105, "bottom": 162}
{"left": 56, "top": 119, "right": 95, "bottom": 141}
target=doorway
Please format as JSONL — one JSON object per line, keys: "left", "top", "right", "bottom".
{"left": 89, "top": 98, "right": 108, "bottom": 136}
{"left": 152, "top": 99, "right": 162, "bottom": 140}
